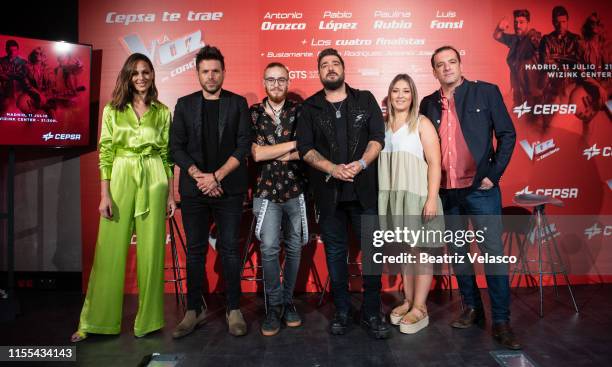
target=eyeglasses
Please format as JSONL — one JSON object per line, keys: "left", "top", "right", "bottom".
{"left": 264, "top": 77, "right": 288, "bottom": 86}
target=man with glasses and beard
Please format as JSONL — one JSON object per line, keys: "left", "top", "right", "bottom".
{"left": 296, "top": 48, "right": 389, "bottom": 339}
{"left": 170, "top": 45, "right": 251, "bottom": 338}
{"left": 250, "top": 62, "right": 308, "bottom": 336}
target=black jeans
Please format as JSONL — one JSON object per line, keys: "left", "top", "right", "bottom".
{"left": 319, "top": 201, "right": 382, "bottom": 317}
{"left": 181, "top": 194, "right": 244, "bottom": 311}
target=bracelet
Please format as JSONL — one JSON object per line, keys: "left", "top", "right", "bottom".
{"left": 213, "top": 172, "right": 220, "bottom": 185}
{"left": 358, "top": 159, "right": 367, "bottom": 170}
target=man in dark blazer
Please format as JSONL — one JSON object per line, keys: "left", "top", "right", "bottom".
{"left": 296, "top": 48, "right": 389, "bottom": 339}
{"left": 419, "top": 45, "right": 520, "bottom": 350}
{"left": 170, "top": 46, "right": 251, "bottom": 338}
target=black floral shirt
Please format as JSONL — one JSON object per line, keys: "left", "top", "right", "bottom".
{"left": 250, "top": 98, "right": 306, "bottom": 203}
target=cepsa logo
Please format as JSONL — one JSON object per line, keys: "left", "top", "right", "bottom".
{"left": 261, "top": 12, "right": 306, "bottom": 31}
{"left": 42, "top": 132, "right": 81, "bottom": 141}
{"left": 515, "top": 185, "right": 579, "bottom": 199}
{"left": 583, "top": 144, "right": 612, "bottom": 160}
{"left": 584, "top": 223, "right": 612, "bottom": 240}
{"left": 513, "top": 101, "right": 576, "bottom": 118}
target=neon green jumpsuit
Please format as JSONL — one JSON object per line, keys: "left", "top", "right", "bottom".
{"left": 78, "top": 101, "right": 173, "bottom": 337}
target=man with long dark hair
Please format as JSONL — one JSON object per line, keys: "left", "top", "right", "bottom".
{"left": 296, "top": 48, "right": 389, "bottom": 339}
{"left": 170, "top": 45, "right": 251, "bottom": 338}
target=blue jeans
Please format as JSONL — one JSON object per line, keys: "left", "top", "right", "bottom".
{"left": 253, "top": 196, "right": 305, "bottom": 306}
{"left": 440, "top": 186, "right": 510, "bottom": 323}
{"left": 318, "top": 201, "right": 382, "bottom": 317}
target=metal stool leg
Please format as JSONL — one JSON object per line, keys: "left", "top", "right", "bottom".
{"left": 536, "top": 209, "right": 545, "bottom": 317}
{"left": 166, "top": 216, "right": 188, "bottom": 312}
{"left": 541, "top": 213, "right": 579, "bottom": 313}
{"left": 168, "top": 220, "right": 180, "bottom": 305}
{"left": 241, "top": 214, "right": 267, "bottom": 314}
{"left": 168, "top": 214, "right": 206, "bottom": 312}
{"left": 318, "top": 274, "right": 330, "bottom": 306}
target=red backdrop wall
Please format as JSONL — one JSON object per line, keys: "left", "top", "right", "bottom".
{"left": 78, "top": 0, "right": 612, "bottom": 293}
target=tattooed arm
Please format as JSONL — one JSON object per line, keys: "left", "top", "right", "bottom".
{"left": 303, "top": 149, "right": 354, "bottom": 182}
{"left": 302, "top": 149, "right": 334, "bottom": 173}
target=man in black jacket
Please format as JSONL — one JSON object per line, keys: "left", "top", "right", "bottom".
{"left": 296, "top": 48, "right": 389, "bottom": 339}
{"left": 419, "top": 45, "right": 520, "bottom": 350}
{"left": 169, "top": 46, "right": 251, "bottom": 338}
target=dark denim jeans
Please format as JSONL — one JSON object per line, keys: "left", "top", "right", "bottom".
{"left": 253, "top": 196, "right": 304, "bottom": 306}
{"left": 181, "top": 194, "right": 244, "bottom": 311}
{"left": 319, "top": 201, "right": 382, "bottom": 317}
{"left": 440, "top": 186, "right": 510, "bottom": 323}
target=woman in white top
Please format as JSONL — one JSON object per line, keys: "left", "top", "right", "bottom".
{"left": 378, "top": 74, "right": 443, "bottom": 334}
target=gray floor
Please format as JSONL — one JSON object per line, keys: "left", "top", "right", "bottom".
{"left": 2, "top": 284, "right": 611, "bottom": 366}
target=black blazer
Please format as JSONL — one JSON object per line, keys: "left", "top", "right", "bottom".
{"left": 419, "top": 79, "right": 516, "bottom": 187}
{"left": 296, "top": 84, "right": 385, "bottom": 214}
{"left": 170, "top": 89, "right": 251, "bottom": 198}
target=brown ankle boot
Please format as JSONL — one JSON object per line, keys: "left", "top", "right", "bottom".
{"left": 493, "top": 322, "right": 522, "bottom": 350}
{"left": 450, "top": 307, "right": 485, "bottom": 329}
{"left": 172, "top": 308, "right": 206, "bottom": 339}
{"left": 226, "top": 309, "right": 247, "bottom": 336}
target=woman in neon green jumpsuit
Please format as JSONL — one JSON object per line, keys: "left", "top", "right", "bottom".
{"left": 71, "top": 53, "right": 176, "bottom": 341}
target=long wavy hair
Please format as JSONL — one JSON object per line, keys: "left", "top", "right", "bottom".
{"left": 386, "top": 73, "right": 419, "bottom": 132}
{"left": 110, "top": 53, "right": 158, "bottom": 110}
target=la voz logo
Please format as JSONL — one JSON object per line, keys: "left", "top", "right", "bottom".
{"left": 519, "top": 139, "right": 559, "bottom": 161}
{"left": 121, "top": 30, "right": 205, "bottom": 66}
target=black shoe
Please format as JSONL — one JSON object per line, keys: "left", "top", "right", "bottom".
{"left": 261, "top": 305, "right": 282, "bottom": 336}
{"left": 361, "top": 314, "right": 391, "bottom": 340}
{"left": 330, "top": 311, "right": 350, "bottom": 335}
{"left": 283, "top": 303, "right": 302, "bottom": 327}
{"left": 450, "top": 307, "right": 485, "bottom": 329}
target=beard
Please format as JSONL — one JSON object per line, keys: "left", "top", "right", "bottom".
{"left": 321, "top": 73, "right": 345, "bottom": 91}
{"left": 267, "top": 93, "right": 286, "bottom": 104}
{"left": 202, "top": 81, "right": 222, "bottom": 95}
{"left": 266, "top": 88, "right": 287, "bottom": 104}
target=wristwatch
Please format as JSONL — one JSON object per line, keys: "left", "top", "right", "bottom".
{"left": 358, "top": 159, "right": 367, "bottom": 170}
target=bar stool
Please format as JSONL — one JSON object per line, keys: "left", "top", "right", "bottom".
{"left": 165, "top": 202, "right": 206, "bottom": 313}
{"left": 512, "top": 194, "right": 579, "bottom": 317}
